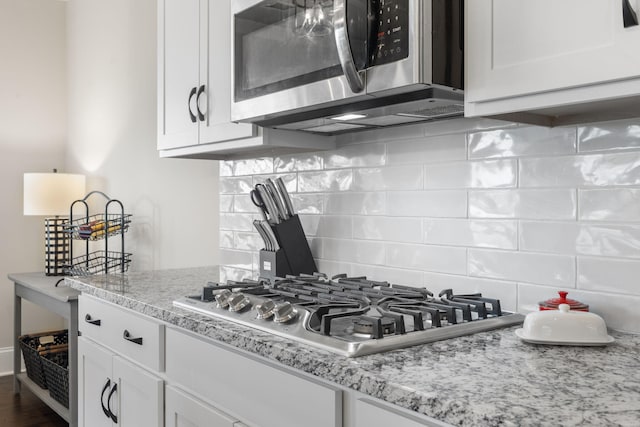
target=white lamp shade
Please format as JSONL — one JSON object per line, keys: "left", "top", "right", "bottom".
{"left": 24, "top": 172, "right": 87, "bottom": 216}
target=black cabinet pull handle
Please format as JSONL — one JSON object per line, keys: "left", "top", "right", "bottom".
{"left": 196, "top": 85, "right": 206, "bottom": 121}
{"left": 623, "top": 0, "right": 639, "bottom": 27}
{"left": 107, "top": 382, "right": 118, "bottom": 423}
{"left": 187, "top": 86, "right": 197, "bottom": 123}
{"left": 123, "top": 329, "right": 143, "bottom": 345}
{"left": 85, "top": 313, "right": 101, "bottom": 326}
{"left": 100, "top": 379, "right": 111, "bottom": 419}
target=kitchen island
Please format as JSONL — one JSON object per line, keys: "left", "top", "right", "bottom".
{"left": 66, "top": 267, "right": 640, "bottom": 427}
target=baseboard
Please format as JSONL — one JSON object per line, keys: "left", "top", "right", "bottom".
{"left": 0, "top": 347, "right": 24, "bottom": 377}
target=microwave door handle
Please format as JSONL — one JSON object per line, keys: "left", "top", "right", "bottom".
{"left": 334, "top": 0, "right": 365, "bottom": 93}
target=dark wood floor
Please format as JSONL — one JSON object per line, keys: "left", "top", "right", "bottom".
{"left": 0, "top": 375, "right": 67, "bottom": 427}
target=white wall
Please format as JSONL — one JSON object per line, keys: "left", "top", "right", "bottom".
{"left": 65, "top": 0, "right": 219, "bottom": 271}
{"left": 0, "top": 0, "right": 67, "bottom": 372}
{"left": 219, "top": 117, "right": 640, "bottom": 334}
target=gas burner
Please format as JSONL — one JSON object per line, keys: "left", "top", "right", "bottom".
{"left": 174, "top": 274, "right": 525, "bottom": 357}
{"left": 352, "top": 316, "right": 396, "bottom": 337}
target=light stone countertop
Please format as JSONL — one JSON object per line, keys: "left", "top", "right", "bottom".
{"left": 65, "top": 267, "right": 640, "bottom": 427}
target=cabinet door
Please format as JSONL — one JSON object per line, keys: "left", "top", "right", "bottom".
{"left": 113, "top": 356, "right": 164, "bottom": 427}
{"left": 157, "top": 0, "right": 200, "bottom": 149}
{"left": 78, "top": 337, "right": 113, "bottom": 427}
{"left": 199, "top": 0, "right": 254, "bottom": 144}
{"left": 166, "top": 385, "right": 237, "bottom": 427}
{"left": 466, "top": 0, "right": 640, "bottom": 103}
{"left": 355, "top": 399, "right": 449, "bottom": 427}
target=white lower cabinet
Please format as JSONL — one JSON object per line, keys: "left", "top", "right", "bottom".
{"left": 78, "top": 337, "right": 163, "bottom": 427}
{"left": 355, "top": 399, "right": 451, "bottom": 427}
{"left": 166, "top": 385, "right": 246, "bottom": 427}
{"left": 165, "top": 327, "right": 342, "bottom": 427}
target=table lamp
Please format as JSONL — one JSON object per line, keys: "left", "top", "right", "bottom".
{"left": 23, "top": 170, "right": 86, "bottom": 276}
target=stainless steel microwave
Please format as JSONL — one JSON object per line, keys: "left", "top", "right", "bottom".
{"left": 231, "top": 0, "right": 463, "bottom": 135}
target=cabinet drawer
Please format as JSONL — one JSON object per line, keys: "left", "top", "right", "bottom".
{"left": 165, "top": 328, "right": 341, "bottom": 427}
{"left": 79, "top": 295, "right": 164, "bottom": 371}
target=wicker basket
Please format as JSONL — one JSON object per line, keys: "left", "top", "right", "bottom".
{"left": 41, "top": 350, "right": 69, "bottom": 408}
{"left": 18, "top": 329, "right": 68, "bottom": 389}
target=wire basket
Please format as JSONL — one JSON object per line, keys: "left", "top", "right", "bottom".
{"left": 65, "top": 250, "right": 132, "bottom": 276}
{"left": 18, "top": 330, "right": 68, "bottom": 389}
{"left": 63, "top": 213, "right": 131, "bottom": 241}
{"left": 41, "top": 350, "right": 69, "bottom": 408}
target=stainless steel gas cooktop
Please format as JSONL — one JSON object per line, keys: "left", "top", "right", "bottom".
{"left": 173, "top": 273, "right": 524, "bottom": 357}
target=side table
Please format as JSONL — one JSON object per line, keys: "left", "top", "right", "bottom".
{"left": 9, "top": 272, "right": 79, "bottom": 427}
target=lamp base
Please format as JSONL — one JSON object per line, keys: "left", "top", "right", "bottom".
{"left": 45, "top": 217, "right": 69, "bottom": 276}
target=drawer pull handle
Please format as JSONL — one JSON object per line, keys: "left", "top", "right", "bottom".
{"left": 123, "top": 329, "right": 143, "bottom": 345}
{"left": 107, "top": 382, "right": 118, "bottom": 423}
{"left": 101, "top": 379, "right": 111, "bottom": 419}
{"left": 85, "top": 314, "right": 101, "bottom": 326}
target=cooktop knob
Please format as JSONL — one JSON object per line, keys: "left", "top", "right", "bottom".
{"left": 215, "top": 289, "right": 232, "bottom": 308}
{"left": 228, "top": 292, "right": 251, "bottom": 312}
{"left": 255, "top": 300, "right": 276, "bottom": 319}
{"left": 273, "top": 302, "right": 297, "bottom": 323}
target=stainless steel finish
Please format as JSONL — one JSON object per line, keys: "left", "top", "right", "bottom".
{"left": 275, "top": 178, "right": 296, "bottom": 216}
{"left": 255, "top": 300, "right": 276, "bottom": 320}
{"left": 228, "top": 293, "right": 251, "bottom": 312}
{"left": 333, "top": 0, "right": 365, "bottom": 93}
{"left": 215, "top": 289, "right": 232, "bottom": 308}
{"left": 265, "top": 179, "right": 289, "bottom": 221}
{"left": 174, "top": 296, "right": 525, "bottom": 358}
{"left": 260, "top": 221, "right": 280, "bottom": 251}
{"left": 253, "top": 220, "right": 271, "bottom": 251}
{"left": 256, "top": 184, "right": 280, "bottom": 224}
{"left": 273, "top": 302, "right": 298, "bottom": 323}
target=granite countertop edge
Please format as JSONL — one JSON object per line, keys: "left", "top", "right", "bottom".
{"left": 64, "top": 268, "right": 640, "bottom": 427}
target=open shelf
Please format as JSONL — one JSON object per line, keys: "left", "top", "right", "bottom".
{"left": 16, "top": 372, "right": 70, "bottom": 422}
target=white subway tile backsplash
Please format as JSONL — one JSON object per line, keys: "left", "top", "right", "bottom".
{"left": 387, "top": 190, "right": 467, "bottom": 217}
{"left": 233, "top": 158, "right": 274, "bottom": 176}
{"left": 387, "top": 243, "right": 467, "bottom": 274}
{"left": 219, "top": 119, "right": 640, "bottom": 333}
{"left": 324, "top": 192, "right": 385, "bottom": 215}
{"left": 353, "top": 216, "right": 422, "bottom": 243}
{"left": 275, "top": 153, "right": 324, "bottom": 172}
{"left": 386, "top": 133, "right": 467, "bottom": 166}
{"left": 353, "top": 165, "right": 423, "bottom": 191}
{"left": 219, "top": 230, "right": 233, "bottom": 249}
{"left": 292, "top": 194, "right": 324, "bottom": 214}
{"left": 469, "top": 126, "right": 576, "bottom": 159}
{"left": 219, "top": 266, "right": 253, "bottom": 283}
{"left": 219, "top": 213, "right": 253, "bottom": 232}
{"left": 521, "top": 221, "right": 640, "bottom": 258}
{"left": 520, "top": 152, "right": 640, "bottom": 188}
{"left": 578, "top": 256, "right": 640, "bottom": 296}
{"left": 324, "top": 142, "right": 386, "bottom": 169}
{"left": 220, "top": 177, "right": 253, "bottom": 194}
{"left": 469, "top": 189, "right": 576, "bottom": 219}
{"left": 321, "top": 238, "right": 386, "bottom": 265}
{"left": 578, "top": 119, "right": 640, "bottom": 153}
{"left": 424, "top": 159, "right": 517, "bottom": 189}
{"left": 422, "top": 272, "right": 518, "bottom": 312}
{"left": 579, "top": 188, "right": 640, "bottom": 221}
{"left": 219, "top": 195, "right": 233, "bottom": 213}
{"left": 298, "top": 170, "right": 353, "bottom": 192}
{"left": 424, "top": 219, "right": 517, "bottom": 249}
{"left": 469, "top": 249, "right": 575, "bottom": 287}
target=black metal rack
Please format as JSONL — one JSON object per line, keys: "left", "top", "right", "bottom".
{"left": 64, "top": 191, "right": 131, "bottom": 275}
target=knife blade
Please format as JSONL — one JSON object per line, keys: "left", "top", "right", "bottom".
{"left": 275, "top": 177, "right": 296, "bottom": 217}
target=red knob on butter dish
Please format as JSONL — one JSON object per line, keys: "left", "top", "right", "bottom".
{"left": 539, "top": 291, "right": 589, "bottom": 311}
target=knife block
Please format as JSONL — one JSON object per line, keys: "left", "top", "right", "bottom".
{"left": 258, "top": 249, "right": 289, "bottom": 280}
{"left": 269, "top": 215, "right": 317, "bottom": 277}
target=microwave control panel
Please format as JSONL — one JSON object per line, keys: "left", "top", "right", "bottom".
{"left": 370, "top": 0, "right": 409, "bottom": 66}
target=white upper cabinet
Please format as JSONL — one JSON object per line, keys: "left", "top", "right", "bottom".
{"left": 157, "top": 0, "right": 335, "bottom": 159}
{"left": 465, "top": 0, "right": 640, "bottom": 126}
{"left": 158, "top": 0, "right": 255, "bottom": 153}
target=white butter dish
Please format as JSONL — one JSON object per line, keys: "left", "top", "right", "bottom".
{"left": 515, "top": 304, "right": 614, "bottom": 346}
